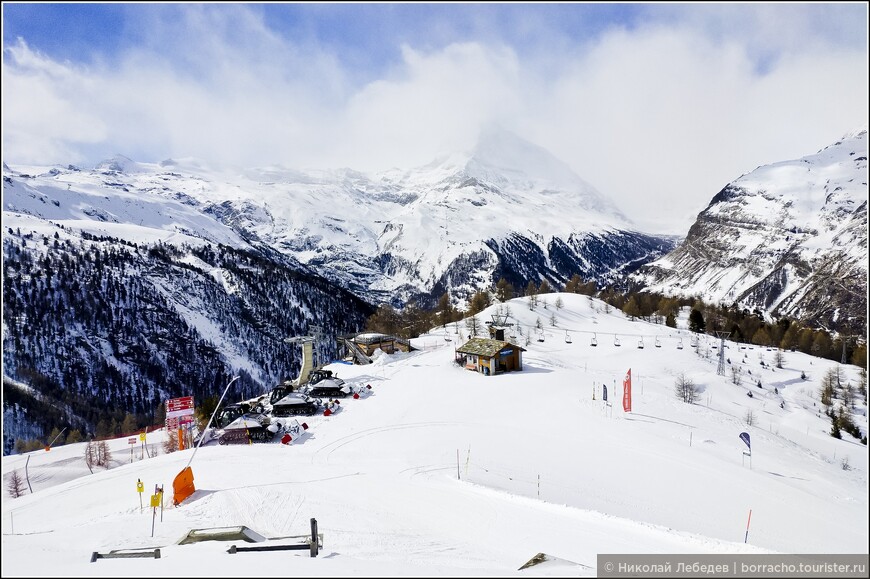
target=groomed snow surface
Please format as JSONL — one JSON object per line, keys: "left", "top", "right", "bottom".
{"left": 2, "top": 294, "right": 867, "bottom": 577}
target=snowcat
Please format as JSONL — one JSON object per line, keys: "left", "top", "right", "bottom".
{"left": 217, "top": 415, "right": 281, "bottom": 445}
{"left": 271, "top": 392, "right": 323, "bottom": 417}
{"left": 304, "top": 369, "right": 353, "bottom": 398}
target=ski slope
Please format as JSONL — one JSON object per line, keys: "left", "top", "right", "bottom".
{"left": 2, "top": 293, "right": 867, "bottom": 576}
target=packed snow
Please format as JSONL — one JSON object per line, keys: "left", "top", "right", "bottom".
{"left": 2, "top": 294, "right": 867, "bottom": 576}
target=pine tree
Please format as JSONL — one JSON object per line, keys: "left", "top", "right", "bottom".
{"left": 121, "top": 413, "right": 138, "bottom": 435}
{"left": 688, "top": 308, "right": 706, "bottom": 333}
{"left": 66, "top": 429, "right": 83, "bottom": 444}
{"left": 495, "top": 278, "right": 514, "bottom": 302}
{"left": 6, "top": 469, "right": 27, "bottom": 498}
{"left": 623, "top": 297, "right": 641, "bottom": 320}
{"left": 830, "top": 415, "right": 842, "bottom": 439}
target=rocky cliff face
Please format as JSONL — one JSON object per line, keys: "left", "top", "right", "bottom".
{"left": 633, "top": 128, "right": 868, "bottom": 335}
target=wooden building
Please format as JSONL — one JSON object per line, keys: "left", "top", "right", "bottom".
{"left": 348, "top": 333, "right": 416, "bottom": 356}
{"left": 454, "top": 338, "right": 525, "bottom": 376}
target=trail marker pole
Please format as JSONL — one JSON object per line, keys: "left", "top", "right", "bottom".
{"left": 744, "top": 509, "right": 752, "bottom": 543}
{"left": 24, "top": 456, "right": 32, "bottom": 493}
{"left": 464, "top": 447, "right": 471, "bottom": 479}
{"left": 456, "top": 449, "right": 460, "bottom": 480}
{"left": 136, "top": 479, "right": 144, "bottom": 512}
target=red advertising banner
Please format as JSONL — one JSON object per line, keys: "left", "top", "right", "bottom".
{"left": 622, "top": 368, "right": 632, "bottom": 413}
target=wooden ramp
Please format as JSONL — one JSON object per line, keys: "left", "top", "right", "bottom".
{"left": 177, "top": 525, "right": 266, "bottom": 545}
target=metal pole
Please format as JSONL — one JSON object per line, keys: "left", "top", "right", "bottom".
{"left": 310, "top": 518, "right": 319, "bottom": 557}
{"left": 24, "top": 455, "right": 32, "bottom": 494}
{"left": 744, "top": 509, "right": 752, "bottom": 543}
{"left": 46, "top": 427, "right": 67, "bottom": 449}
{"left": 185, "top": 376, "right": 240, "bottom": 470}
{"left": 456, "top": 449, "right": 460, "bottom": 480}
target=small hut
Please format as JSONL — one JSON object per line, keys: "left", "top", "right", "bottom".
{"left": 454, "top": 338, "right": 524, "bottom": 376}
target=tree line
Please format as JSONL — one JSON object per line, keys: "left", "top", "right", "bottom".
{"left": 363, "top": 273, "right": 866, "bottom": 370}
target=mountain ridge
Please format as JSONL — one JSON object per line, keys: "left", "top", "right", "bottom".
{"left": 3, "top": 128, "right": 675, "bottom": 308}
{"left": 631, "top": 129, "right": 867, "bottom": 335}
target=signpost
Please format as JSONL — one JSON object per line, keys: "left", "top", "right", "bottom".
{"left": 172, "top": 376, "right": 239, "bottom": 506}
{"left": 128, "top": 437, "right": 137, "bottom": 463}
{"left": 136, "top": 479, "right": 144, "bottom": 511}
{"left": 166, "top": 396, "right": 195, "bottom": 451}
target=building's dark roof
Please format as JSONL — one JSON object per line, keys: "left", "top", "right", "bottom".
{"left": 455, "top": 338, "right": 525, "bottom": 357}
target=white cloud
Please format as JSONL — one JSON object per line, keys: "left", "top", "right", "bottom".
{"left": 519, "top": 25, "right": 868, "bottom": 232}
{"left": 2, "top": 7, "right": 866, "bottom": 234}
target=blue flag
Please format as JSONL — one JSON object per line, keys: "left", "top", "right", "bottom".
{"left": 603, "top": 384, "right": 608, "bottom": 402}
{"left": 739, "top": 432, "right": 751, "bottom": 450}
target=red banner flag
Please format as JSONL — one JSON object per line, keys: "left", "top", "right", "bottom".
{"left": 622, "top": 368, "right": 632, "bottom": 412}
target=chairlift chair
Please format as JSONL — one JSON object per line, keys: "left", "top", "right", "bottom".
{"left": 565, "top": 331, "right": 572, "bottom": 344}
{"left": 638, "top": 339, "right": 644, "bottom": 349}
{"left": 655, "top": 337, "right": 661, "bottom": 348}
{"left": 614, "top": 336, "right": 621, "bottom": 347}
{"left": 677, "top": 338, "right": 683, "bottom": 350}
{"left": 591, "top": 333, "right": 598, "bottom": 347}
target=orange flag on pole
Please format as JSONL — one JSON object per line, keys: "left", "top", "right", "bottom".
{"left": 622, "top": 368, "right": 632, "bottom": 412}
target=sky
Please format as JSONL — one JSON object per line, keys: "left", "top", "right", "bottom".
{"left": 1, "top": 3, "right": 868, "bottom": 233}
{"left": 2, "top": 293, "right": 868, "bottom": 576}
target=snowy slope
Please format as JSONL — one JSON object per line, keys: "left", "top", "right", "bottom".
{"left": 633, "top": 128, "right": 868, "bottom": 334}
{"left": 2, "top": 294, "right": 866, "bottom": 576}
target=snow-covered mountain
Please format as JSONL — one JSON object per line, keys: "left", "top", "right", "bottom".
{"left": 1, "top": 166, "right": 375, "bottom": 452}
{"left": 2, "top": 129, "right": 676, "bottom": 309}
{"left": 631, "top": 128, "right": 868, "bottom": 336}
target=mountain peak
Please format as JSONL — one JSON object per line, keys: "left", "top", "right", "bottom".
{"left": 842, "top": 125, "right": 867, "bottom": 140}
{"left": 463, "top": 126, "right": 629, "bottom": 222}
{"left": 94, "top": 154, "right": 142, "bottom": 174}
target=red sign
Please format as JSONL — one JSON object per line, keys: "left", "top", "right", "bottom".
{"left": 166, "top": 396, "right": 195, "bottom": 420}
{"left": 622, "top": 368, "right": 632, "bottom": 413}
{"left": 128, "top": 437, "right": 137, "bottom": 445}
{"left": 167, "top": 396, "right": 194, "bottom": 412}
{"left": 166, "top": 415, "right": 195, "bottom": 429}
